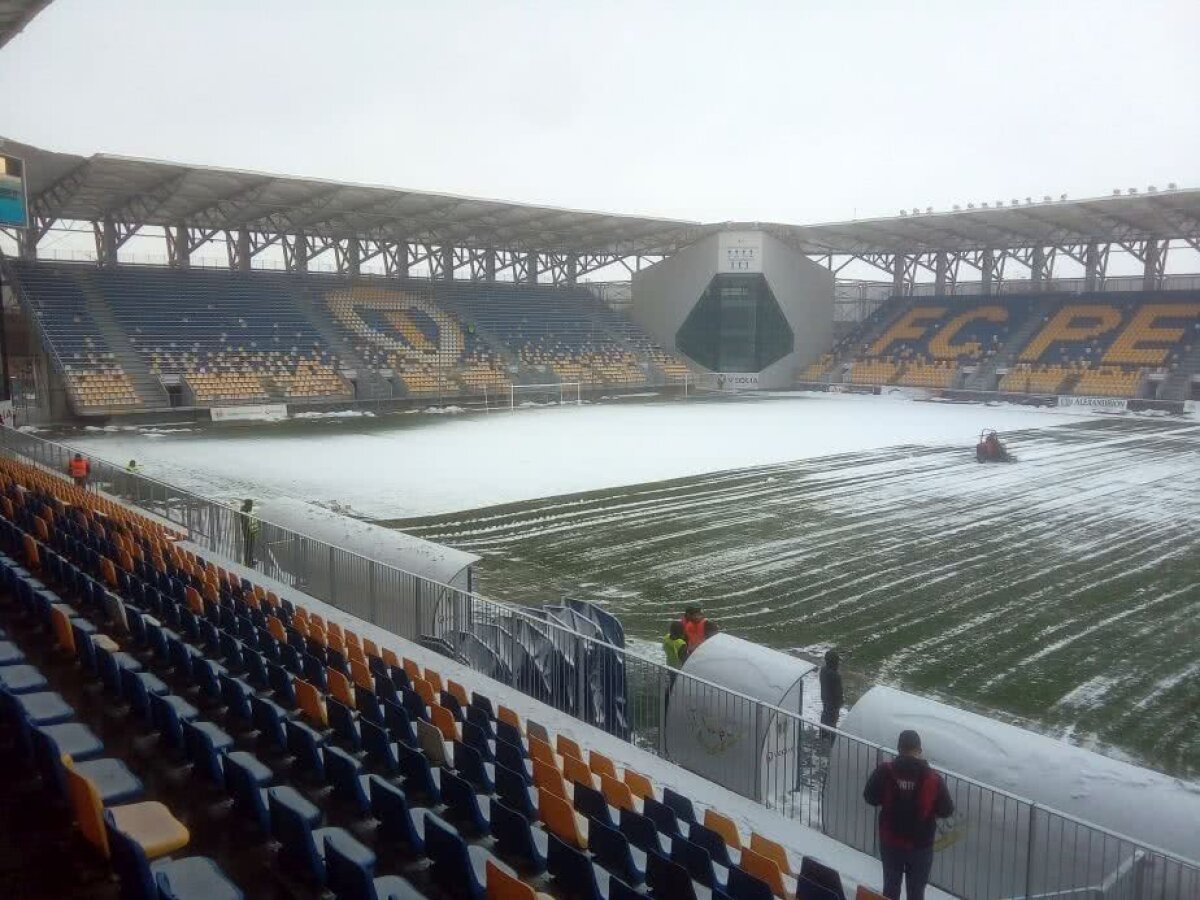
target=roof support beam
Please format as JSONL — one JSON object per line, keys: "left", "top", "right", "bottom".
{"left": 29, "top": 160, "right": 90, "bottom": 220}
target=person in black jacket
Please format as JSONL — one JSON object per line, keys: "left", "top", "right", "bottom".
{"left": 819, "top": 649, "right": 844, "bottom": 738}
{"left": 864, "top": 729, "right": 955, "bottom": 900}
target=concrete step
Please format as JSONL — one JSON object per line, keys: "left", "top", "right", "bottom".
{"left": 294, "top": 284, "right": 393, "bottom": 400}
{"left": 73, "top": 270, "right": 170, "bottom": 408}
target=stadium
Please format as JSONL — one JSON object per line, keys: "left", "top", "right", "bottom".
{"left": 1, "top": 2, "right": 1199, "bottom": 899}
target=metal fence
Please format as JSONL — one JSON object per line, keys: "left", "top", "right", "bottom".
{"left": 1, "top": 425, "right": 1196, "bottom": 898}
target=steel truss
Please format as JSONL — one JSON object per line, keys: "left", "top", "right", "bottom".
{"left": 820, "top": 238, "right": 1191, "bottom": 296}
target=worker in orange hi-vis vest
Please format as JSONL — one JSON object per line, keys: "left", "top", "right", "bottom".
{"left": 68, "top": 452, "right": 91, "bottom": 489}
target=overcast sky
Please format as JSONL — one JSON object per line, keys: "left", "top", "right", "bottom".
{"left": 1, "top": 0, "right": 1198, "bottom": 227}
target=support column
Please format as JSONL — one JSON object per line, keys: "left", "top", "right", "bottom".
{"left": 170, "top": 225, "right": 190, "bottom": 269}
{"left": 236, "top": 227, "right": 251, "bottom": 272}
{"left": 526, "top": 252, "right": 538, "bottom": 285}
{"left": 1084, "top": 243, "right": 1100, "bottom": 292}
{"left": 1143, "top": 240, "right": 1163, "bottom": 291}
{"left": 101, "top": 216, "right": 118, "bottom": 268}
{"left": 892, "top": 255, "right": 906, "bottom": 296}
{"left": 1030, "top": 246, "right": 1045, "bottom": 290}
{"left": 441, "top": 245, "right": 454, "bottom": 281}
{"left": 980, "top": 249, "right": 994, "bottom": 295}
{"left": 934, "top": 251, "right": 949, "bottom": 296}
{"left": 566, "top": 255, "right": 578, "bottom": 286}
{"left": 294, "top": 233, "right": 308, "bottom": 274}
{"left": 18, "top": 226, "right": 38, "bottom": 261}
{"left": 397, "top": 240, "right": 409, "bottom": 279}
{"left": 347, "top": 239, "right": 361, "bottom": 277}
{"left": 484, "top": 249, "right": 496, "bottom": 283}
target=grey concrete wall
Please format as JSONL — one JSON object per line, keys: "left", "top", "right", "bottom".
{"left": 631, "top": 231, "right": 720, "bottom": 351}
{"left": 632, "top": 230, "right": 834, "bottom": 389}
{"left": 758, "top": 230, "right": 834, "bottom": 388}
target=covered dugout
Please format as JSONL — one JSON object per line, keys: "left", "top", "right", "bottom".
{"left": 663, "top": 633, "right": 815, "bottom": 803}
{"left": 824, "top": 686, "right": 1200, "bottom": 900}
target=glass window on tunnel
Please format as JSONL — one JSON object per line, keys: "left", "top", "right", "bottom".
{"left": 675, "top": 274, "right": 793, "bottom": 372}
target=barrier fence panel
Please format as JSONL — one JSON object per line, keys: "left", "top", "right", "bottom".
{"left": 1, "top": 425, "right": 1197, "bottom": 899}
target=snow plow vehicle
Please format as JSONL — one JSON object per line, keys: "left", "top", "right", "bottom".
{"left": 976, "top": 429, "right": 1016, "bottom": 463}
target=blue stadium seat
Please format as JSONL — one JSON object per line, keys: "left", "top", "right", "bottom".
{"left": 671, "top": 836, "right": 726, "bottom": 891}
{"left": 106, "top": 811, "right": 243, "bottom": 900}
{"left": 643, "top": 795, "right": 683, "bottom": 838}
{"left": 31, "top": 726, "right": 143, "bottom": 805}
{"left": 689, "top": 821, "right": 737, "bottom": 869}
{"left": 328, "top": 696, "right": 362, "bottom": 751}
{"left": 267, "top": 785, "right": 351, "bottom": 884}
{"left": 663, "top": 786, "right": 697, "bottom": 824}
{"left": 150, "top": 693, "right": 200, "bottom": 750}
{"left": 797, "top": 875, "right": 842, "bottom": 900}
{"left": 587, "top": 817, "right": 646, "bottom": 886}
{"left": 383, "top": 698, "right": 416, "bottom": 746}
{"left": 646, "top": 851, "right": 699, "bottom": 900}
{"left": 440, "top": 768, "right": 491, "bottom": 836}
{"left": 424, "top": 811, "right": 494, "bottom": 900}
{"left": 489, "top": 799, "right": 547, "bottom": 874}
{"left": 800, "top": 858, "right": 847, "bottom": 900}
{"left": 0, "top": 640, "right": 25, "bottom": 665}
{"left": 0, "top": 664, "right": 49, "bottom": 693}
{"left": 546, "top": 832, "right": 613, "bottom": 900}
{"left": 323, "top": 829, "right": 425, "bottom": 900}
{"left": 361, "top": 718, "right": 401, "bottom": 774}
{"left": 495, "top": 762, "right": 536, "bottom": 819}
{"left": 250, "top": 695, "right": 289, "bottom": 749}
{"left": 396, "top": 739, "right": 441, "bottom": 803}
{"left": 224, "top": 750, "right": 273, "bottom": 832}
{"left": 182, "top": 719, "right": 234, "bottom": 787}
{"left": 323, "top": 745, "right": 373, "bottom": 814}
{"left": 727, "top": 866, "right": 774, "bottom": 900}
{"left": 452, "top": 739, "right": 494, "bottom": 792}
{"left": 369, "top": 776, "right": 427, "bottom": 854}
{"left": 620, "top": 807, "right": 668, "bottom": 856}
{"left": 285, "top": 718, "right": 326, "bottom": 781}
{"left": 573, "top": 780, "right": 615, "bottom": 829}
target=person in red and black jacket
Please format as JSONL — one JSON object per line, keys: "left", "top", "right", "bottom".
{"left": 863, "top": 729, "right": 955, "bottom": 900}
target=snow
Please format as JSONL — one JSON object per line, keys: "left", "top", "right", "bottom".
{"left": 66, "top": 392, "right": 1079, "bottom": 520}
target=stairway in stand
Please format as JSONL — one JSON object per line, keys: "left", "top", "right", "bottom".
{"left": 74, "top": 270, "right": 171, "bottom": 408}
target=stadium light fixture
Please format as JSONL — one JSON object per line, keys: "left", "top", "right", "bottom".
{"left": 1148, "top": 185, "right": 1157, "bottom": 193}
{"left": 926, "top": 207, "right": 933, "bottom": 213}
{"left": 899, "top": 210, "right": 907, "bottom": 216}
{"left": 981, "top": 202, "right": 989, "bottom": 208}
{"left": 952, "top": 204, "right": 961, "bottom": 211}
{"left": 1127, "top": 188, "right": 1137, "bottom": 195}
{"left": 1025, "top": 197, "right": 1033, "bottom": 205}
{"left": 1043, "top": 195, "right": 1052, "bottom": 202}
{"left": 1168, "top": 182, "right": 1177, "bottom": 190}
{"left": 1113, "top": 189, "right": 1122, "bottom": 195}
{"left": 967, "top": 203, "right": 975, "bottom": 209}
{"left": 1059, "top": 194, "right": 1067, "bottom": 201}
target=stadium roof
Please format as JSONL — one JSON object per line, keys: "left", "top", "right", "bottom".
{"left": 3, "top": 137, "right": 1199, "bottom": 258}
{"left": 0, "top": 0, "right": 50, "bottom": 49}
{"left": 3, "top": 138, "right": 701, "bottom": 256}
{"left": 757, "top": 188, "right": 1200, "bottom": 256}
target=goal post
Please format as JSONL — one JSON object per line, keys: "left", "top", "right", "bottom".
{"left": 508, "top": 381, "right": 582, "bottom": 410}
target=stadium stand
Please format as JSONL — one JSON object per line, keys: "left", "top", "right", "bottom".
{"left": 822, "top": 292, "right": 1200, "bottom": 399}
{"left": 0, "top": 451, "right": 869, "bottom": 899}
{"left": 3, "top": 259, "right": 694, "bottom": 415}
{"left": 92, "top": 267, "right": 352, "bottom": 405}
{"left": 6, "top": 260, "right": 142, "bottom": 410}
